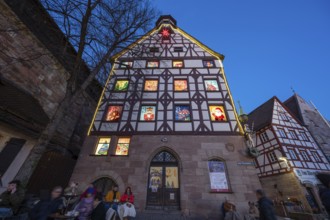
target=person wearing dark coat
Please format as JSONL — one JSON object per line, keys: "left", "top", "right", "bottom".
{"left": 91, "top": 193, "right": 106, "bottom": 220}
{"left": 256, "top": 189, "right": 277, "bottom": 220}
{"left": 29, "top": 186, "right": 63, "bottom": 220}
{"left": 0, "top": 180, "right": 25, "bottom": 217}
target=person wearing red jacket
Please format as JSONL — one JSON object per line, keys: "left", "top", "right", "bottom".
{"left": 119, "top": 187, "right": 136, "bottom": 220}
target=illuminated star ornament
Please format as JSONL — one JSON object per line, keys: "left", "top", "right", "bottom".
{"left": 161, "top": 28, "right": 170, "bottom": 38}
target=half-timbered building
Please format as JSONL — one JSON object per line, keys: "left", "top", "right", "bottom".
{"left": 248, "top": 96, "right": 330, "bottom": 215}
{"left": 71, "top": 15, "right": 261, "bottom": 218}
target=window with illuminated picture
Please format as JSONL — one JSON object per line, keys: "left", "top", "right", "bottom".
{"left": 144, "top": 80, "right": 158, "bottom": 91}
{"left": 174, "top": 79, "right": 188, "bottom": 91}
{"left": 175, "top": 105, "right": 191, "bottom": 121}
{"left": 114, "top": 80, "right": 129, "bottom": 91}
{"left": 140, "top": 106, "right": 156, "bottom": 121}
{"left": 173, "top": 60, "right": 183, "bottom": 68}
{"left": 147, "top": 61, "right": 159, "bottom": 68}
{"left": 94, "top": 138, "right": 111, "bottom": 155}
{"left": 204, "top": 80, "right": 219, "bottom": 91}
{"left": 115, "top": 137, "right": 131, "bottom": 156}
{"left": 105, "top": 106, "right": 123, "bottom": 122}
{"left": 119, "top": 61, "right": 133, "bottom": 68}
{"left": 203, "top": 60, "right": 215, "bottom": 68}
{"left": 209, "top": 106, "right": 227, "bottom": 121}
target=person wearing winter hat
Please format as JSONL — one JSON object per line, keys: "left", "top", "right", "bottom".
{"left": 76, "top": 189, "right": 95, "bottom": 220}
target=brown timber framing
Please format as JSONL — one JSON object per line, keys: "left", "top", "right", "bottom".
{"left": 88, "top": 21, "right": 244, "bottom": 136}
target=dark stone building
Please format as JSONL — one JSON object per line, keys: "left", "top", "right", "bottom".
{"left": 285, "top": 93, "right": 330, "bottom": 162}
{"left": 0, "top": 0, "right": 101, "bottom": 193}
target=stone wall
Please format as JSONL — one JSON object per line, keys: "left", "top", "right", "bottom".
{"left": 0, "top": 1, "right": 100, "bottom": 154}
{"left": 0, "top": 1, "right": 69, "bottom": 118}
{"left": 0, "top": 0, "right": 101, "bottom": 190}
{"left": 71, "top": 135, "right": 261, "bottom": 219}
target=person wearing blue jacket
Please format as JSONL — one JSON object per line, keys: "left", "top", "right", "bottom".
{"left": 256, "top": 189, "right": 277, "bottom": 220}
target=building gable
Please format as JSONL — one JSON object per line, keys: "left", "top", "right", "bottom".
{"left": 89, "top": 17, "right": 243, "bottom": 135}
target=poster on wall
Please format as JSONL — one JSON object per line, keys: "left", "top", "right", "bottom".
{"left": 209, "top": 106, "right": 227, "bottom": 121}
{"left": 166, "top": 167, "right": 179, "bottom": 188}
{"left": 149, "top": 167, "right": 163, "bottom": 192}
{"left": 208, "top": 161, "right": 230, "bottom": 192}
{"left": 105, "top": 106, "right": 123, "bottom": 121}
{"left": 140, "top": 106, "right": 156, "bottom": 121}
{"left": 175, "top": 105, "right": 191, "bottom": 121}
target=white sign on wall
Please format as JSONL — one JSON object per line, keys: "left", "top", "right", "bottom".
{"left": 208, "top": 161, "right": 230, "bottom": 192}
{"left": 294, "top": 169, "right": 320, "bottom": 185}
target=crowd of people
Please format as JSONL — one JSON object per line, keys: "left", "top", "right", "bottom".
{"left": 0, "top": 180, "right": 136, "bottom": 220}
{"left": 2, "top": 178, "right": 330, "bottom": 220}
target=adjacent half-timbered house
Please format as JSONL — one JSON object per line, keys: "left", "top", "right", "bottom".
{"left": 248, "top": 96, "right": 330, "bottom": 214}
{"left": 71, "top": 15, "right": 261, "bottom": 218}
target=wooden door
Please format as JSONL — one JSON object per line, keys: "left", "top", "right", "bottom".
{"left": 146, "top": 151, "right": 180, "bottom": 210}
{"left": 27, "top": 151, "right": 76, "bottom": 195}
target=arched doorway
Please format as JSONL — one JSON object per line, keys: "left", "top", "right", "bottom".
{"left": 93, "top": 177, "right": 117, "bottom": 197}
{"left": 146, "top": 150, "right": 180, "bottom": 210}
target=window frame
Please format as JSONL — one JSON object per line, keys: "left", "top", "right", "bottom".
{"left": 288, "top": 130, "right": 298, "bottom": 140}
{"left": 260, "top": 132, "right": 270, "bottom": 143}
{"left": 144, "top": 79, "right": 159, "bottom": 92}
{"left": 173, "top": 47, "right": 183, "bottom": 52}
{"left": 174, "top": 104, "right": 192, "bottom": 122}
{"left": 119, "top": 61, "right": 133, "bottom": 69}
{"left": 203, "top": 60, "right": 215, "bottom": 68}
{"left": 139, "top": 105, "right": 157, "bottom": 122}
{"left": 146, "top": 60, "right": 160, "bottom": 68}
{"left": 279, "top": 112, "right": 289, "bottom": 121}
{"left": 104, "top": 105, "right": 123, "bottom": 122}
{"left": 149, "top": 47, "right": 159, "bottom": 53}
{"left": 312, "top": 152, "right": 322, "bottom": 162}
{"left": 204, "top": 79, "right": 220, "bottom": 92}
{"left": 268, "top": 151, "right": 278, "bottom": 163}
{"left": 113, "top": 79, "right": 129, "bottom": 92}
{"left": 277, "top": 128, "right": 287, "bottom": 138}
{"left": 114, "top": 137, "right": 131, "bottom": 156}
{"left": 207, "top": 158, "right": 232, "bottom": 193}
{"left": 173, "top": 79, "right": 189, "bottom": 92}
{"left": 300, "top": 132, "right": 310, "bottom": 141}
{"left": 300, "top": 150, "right": 311, "bottom": 161}
{"left": 172, "top": 60, "right": 184, "bottom": 68}
{"left": 209, "top": 105, "right": 227, "bottom": 122}
{"left": 92, "top": 137, "right": 111, "bottom": 156}
{"left": 288, "top": 149, "right": 298, "bottom": 160}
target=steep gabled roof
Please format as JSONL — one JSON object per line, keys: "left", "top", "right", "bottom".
{"left": 283, "top": 94, "right": 304, "bottom": 124}
{"left": 247, "top": 97, "right": 275, "bottom": 131}
{"left": 111, "top": 15, "right": 225, "bottom": 61}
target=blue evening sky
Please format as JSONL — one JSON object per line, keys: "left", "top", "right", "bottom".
{"left": 153, "top": 0, "right": 330, "bottom": 119}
